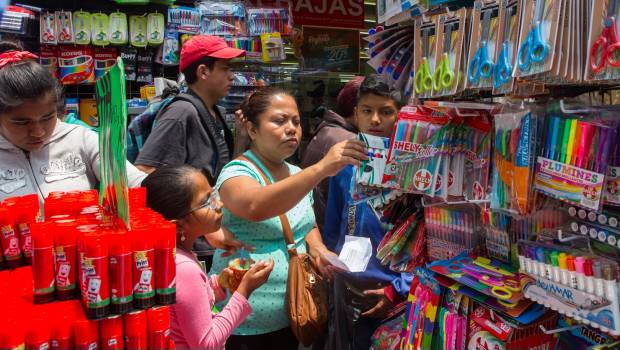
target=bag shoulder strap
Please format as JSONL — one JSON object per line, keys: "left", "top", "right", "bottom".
{"left": 237, "top": 154, "right": 296, "bottom": 252}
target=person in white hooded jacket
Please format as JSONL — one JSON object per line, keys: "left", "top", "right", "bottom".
{"left": 0, "top": 49, "right": 145, "bottom": 202}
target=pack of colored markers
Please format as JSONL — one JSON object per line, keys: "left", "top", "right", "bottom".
{"left": 383, "top": 106, "right": 454, "bottom": 198}
{"left": 518, "top": 240, "right": 620, "bottom": 335}
{"left": 455, "top": 115, "right": 492, "bottom": 202}
{"left": 424, "top": 205, "right": 480, "bottom": 261}
{"left": 535, "top": 114, "right": 617, "bottom": 211}
{"left": 491, "top": 109, "right": 541, "bottom": 215}
{"left": 605, "top": 123, "right": 620, "bottom": 206}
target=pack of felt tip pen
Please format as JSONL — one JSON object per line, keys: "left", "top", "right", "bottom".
{"left": 460, "top": 115, "right": 492, "bottom": 202}
{"left": 604, "top": 123, "right": 620, "bottom": 206}
{"left": 517, "top": 240, "right": 620, "bottom": 335}
{"left": 535, "top": 114, "right": 617, "bottom": 211}
{"left": 491, "top": 109, "right": 541, "bottom": 215}
{"left": 383, "top": 106, "right": 454, "bottom": 198}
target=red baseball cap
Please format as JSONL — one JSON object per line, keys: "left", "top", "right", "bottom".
{"left": 180, "top": 35, "right": 245, "bottom": 72}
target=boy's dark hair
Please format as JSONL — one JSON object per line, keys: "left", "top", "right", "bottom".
{"left": 357, "top": 74, "right": 402, "bottom": 107}
{"left": 242, "top": 87, "right": 293, "bottom": 126}
{"left": 0, "top": 40, "right": 23, "bottom": 54}
{"left": 142, "top": 165, "right": 205, "bottom": 221}
{"left": 0, "top": 59, "right": 59, "bottom": 115}
{"left": 181, "top": 56, "right": 218, "bottom": 85}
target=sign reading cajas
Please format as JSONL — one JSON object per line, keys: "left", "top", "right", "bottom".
{"left": 246, "top": 0, "right": 364, "bottom": 29}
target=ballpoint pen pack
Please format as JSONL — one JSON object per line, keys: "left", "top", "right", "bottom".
{"left": 197, "top": 1, "right": 246, "bottom": 36}
{"left": 246, "top": 7, "right": 291, "bottom": 36}
{"left": 535, "top": 113, "right": 617, "bottom": 211}
{"left": 466, "top": 0, "right": 499, "bottom": 90}
{"left": 586, "top": 0, "right": 620, "bottom": 82}
{"left": 167, "top": 6, "right": 201, "bottom": 34}
{"left": 492, "top": 0, "right": 520, "bottom": 95}
{"left": 413, "top": 14, "right": 438, "bottom": 99}
{"left": 491, "top": 108, "right": 540, "bottom": 215}
{"left": 514, "top": 0, "right": 560, "bottom": 77}
{"left": 383, "top": 106, "right": 453, "bottom": 197}
{"left": 433, "top": 7, "right": 467, "bottom": 97}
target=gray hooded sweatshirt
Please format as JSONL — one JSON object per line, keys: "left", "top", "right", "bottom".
{"left": 0, "top": 121, "right": 146, "bottom": 201}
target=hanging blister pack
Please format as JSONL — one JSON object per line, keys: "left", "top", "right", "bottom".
{"left": 130, "top": 15, "right": 148, "bottom": 48}
{"left": 492, "top": 0, "right": 519, "bottom": 94}
{"left": 109, "top": 12, "right": 128, "bottom": 45}
{"left": 56, "top": 11, "right": 73, "bottom": 44}
{"left": 463, "top": 116, "right": 492, "bottom": 202}
{"left": 384, "top": 106, "right": 453, "bottom": 198}
{"left": 167, "top": 6, "right": 201, "bottom": 34}
{"left": 492, "top": 108, "right": 540, "bottom": 215}
{"left": 466, "top": 1, "right": 499, "bottom": 90}
{"left": 247, "top": 8, "right": 291, "bottom": 36}
{"left": 260, "top": 32, "right": 285, "bottom": 63}
{"left": 147, "top": 13, "right": 165, "bottom": 46}
{"left": 161, "top": 29, "right": 179, "bottom": 65}
{"left": 91, "top": 13, "right": 110, "bottom": 46}
{"left": 73, "top": 11, "right": 91, "bottom": 45}
{"left": 586, "top": 0, "right": 620, "bottom": 82}
{"left": 433, "top": 8, "right": 466, "bottom": 97}
{"left": 197, "top": 1, "right": 246, "bottom": 36}
{"left": 40, "top": 11, "right": 57, "bottom": 45}
{"left": 515, "top": 0, "right": 560, "bottom": 78}
{"left": 413, "top": 15, "right": 438, "bottom": 99}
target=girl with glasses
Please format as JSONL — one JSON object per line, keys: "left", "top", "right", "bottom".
{"left": 142, "top": 165, "right": 274, "bottom": 350}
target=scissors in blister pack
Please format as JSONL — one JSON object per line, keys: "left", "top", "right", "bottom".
{"left": 494, "top": 5, "right": 515, "bottom": 88}
{"left": 590, "top": 0, "right": 620, "bottom": 74}
{"left": 517, "top": 0, "right": 550, "bottom": 72}
{"left": 433, "top": 21, "right": 456, "bottom": 91}
{"left": 415, "top": 28, "right": 434, "bottom": 94}
{"left": 468, "top": 9, "right": 494, "bottom": 85}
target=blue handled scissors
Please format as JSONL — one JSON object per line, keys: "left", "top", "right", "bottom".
{"left": 494, "top": 5, "right": 515, "bottom": 88}
{"left": 468, "top": 9, "right": 494, "bottom": 85}
{"left": 517, "top": 0, "right": 550, "bottom": 72}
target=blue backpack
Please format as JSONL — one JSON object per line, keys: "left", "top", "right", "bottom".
{"left": 126, "top": 95, "right": 176, "bottom": 163}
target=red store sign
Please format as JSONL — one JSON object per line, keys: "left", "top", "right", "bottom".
{"left": 247, "top": 0, "right": 364, "bottom": 29}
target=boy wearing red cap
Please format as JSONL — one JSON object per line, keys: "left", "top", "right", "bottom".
{"left": 136, "top": 35, "right": 245, "bottom": 264}
{"left": 136, "top": 35, "right": 245, "bottom": 183}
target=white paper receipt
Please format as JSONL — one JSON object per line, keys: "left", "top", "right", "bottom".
{"left": 337, "top": 236, "right": 373, "bottom": 273}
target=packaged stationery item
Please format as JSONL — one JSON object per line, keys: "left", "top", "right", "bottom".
{"left": 535, "top": 115, "right": 616, "bottom": 211}
{"left": 247, "top": 7, "right": 291, "bottom": 36}
{"left": 58, "top": 46, "right": 95, "bottom": 85}
{"left": 161, "top": 29, "right": 179, "bottom": 65}
{"left": 492, "top": 0, "right": 520, "bottom": 94}
{"left": 260, "top": 32, "right": 285, "bottom": 63}
{"left": 357, "top": 133, "right": 391, "bottom": 187}
{"left": 463, "top": 116, "right": 492, "bottom": 202}
{"left": 605, "top": 123, "right": 620, "bottom": 205}
{"left": 515, "top": 0, "right": 561, "bottom": 77}
{"left": 147, "top": 13, "right": 164, "bottom": 46}
{"left": 433, "top": 8, "right": 467, "bottom": 97}
{"left": 413, "top": 15, "right": 438, "bottom": 99}
{"left": 586, "top": 0, "right": 620, "bottom": 82}
{"left": 109, "top": 12, "right": 128, "bottom": 45}
{"left": 91, "top": 13, "right": 110, "bottom": 46}
{"left": 491, "top": 109, "right": 539, "bottom": 215}
{"left": 39, "top": 45, "right": 59, "bottom": 78}
{"left": 55, "top": 11, "right": 74, "bottom": 44}
{"left": 130, "top": 15, "right": 148, "bottom": 48}
{"left": 424, "top": 207, "right": 480, "bottom": 261}
{"left": 197, "top": 1, "right": 246, "bottom": 36}
{"left": 167, "top": 6, "right": 201, "bottom": 34}
{"left": 40, "top": 11, "right": 57, "bottom": 45}
{"left": 73, "top": 11, "right": 91, "bottom": 45}
{"left": 384, "top": 106, "right": 453, "bottom": 197}
{"left": 466, "top": 1, "right": 499, "bottom": 90}
{"left": 94, "top": 47, "right": 118, "bottom": 80}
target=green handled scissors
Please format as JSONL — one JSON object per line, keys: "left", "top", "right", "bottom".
{"left": 433, "top": 21, "right": 456, "bottom": 91}
{"left": 414, "top": 28, "right": 434, "bottom": 94}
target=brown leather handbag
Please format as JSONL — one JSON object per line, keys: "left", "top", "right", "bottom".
{"left": 238, "top": 155, "right": 328, "bottom": 346}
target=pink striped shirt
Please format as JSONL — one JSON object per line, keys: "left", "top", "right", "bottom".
{"left": 171, "top": 248, "right": 252, "bottom": 349}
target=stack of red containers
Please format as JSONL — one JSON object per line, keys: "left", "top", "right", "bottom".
{"left": 0, "top": 188, "right": 176, "bottom": 349}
